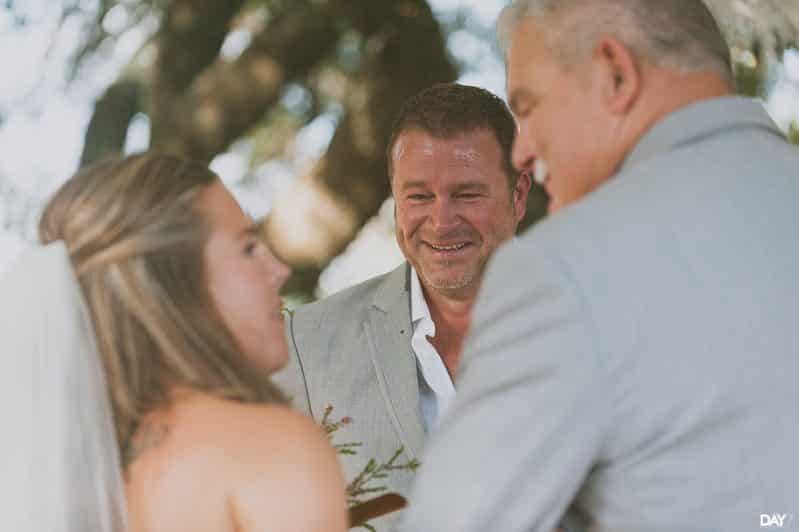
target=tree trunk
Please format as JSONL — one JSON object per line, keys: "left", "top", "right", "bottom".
{"left": 150, "top": 0, "right": 245, "bottom": 152}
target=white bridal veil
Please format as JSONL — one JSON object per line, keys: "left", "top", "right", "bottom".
{"left": 0, "top": 242, "right": 127, "bottom": 531}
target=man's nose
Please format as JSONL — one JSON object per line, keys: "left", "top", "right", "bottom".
{"left": 268, "top": 252, "right": 292, "bottom": 288}
{"left": 428, "top": 197, "right": 460, "bottom": 232}
{"left": 512, "top": 126, "right": 536, "bottom": 173}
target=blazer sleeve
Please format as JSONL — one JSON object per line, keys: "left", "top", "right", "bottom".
{"left": 400, "top": 239, "right": 611, "bottom": 532}
{"left": 271, "top": 311, "right": 313, "bottom": 418}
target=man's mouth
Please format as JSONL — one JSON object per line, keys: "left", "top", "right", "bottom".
{"left": 429, "top": 242, "right": 468, "bottom": 251}
{"left": 423, "top": 241, "right": 474, "bottom": 256}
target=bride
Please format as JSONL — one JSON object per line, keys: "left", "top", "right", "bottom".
{"left": 0, "top": 153, "right": 347, "bottom": 531}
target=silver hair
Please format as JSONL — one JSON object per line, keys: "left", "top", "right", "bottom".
{"left": 497, "top": 0, "right": 733, "bottom": 81}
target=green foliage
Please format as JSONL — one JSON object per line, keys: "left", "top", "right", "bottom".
{"left": 345, "top": 447, "right": 420, "bottom": 505}
{"left": 321, "top": 405, "right": 421, "bottom": 530}
{"left": 321, "top": 404, "right": 361, "bottom": 456}
{"left": 734, "top": 61, "right": 764, "bottom": 97}
{"left": 789, "top": 122, "right": 799, "bottom": 146}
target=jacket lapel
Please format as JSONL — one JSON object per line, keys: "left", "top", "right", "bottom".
{"left": 364, "top": 263, "right": 425, "bottom": 458}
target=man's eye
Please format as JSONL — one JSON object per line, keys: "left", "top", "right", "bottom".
{"left": 407, "top": 194, "right": 430, "bottom": 201}
{"left": 513, "top": 99, "right": 536, "bottom": 118}
{"left": 514, "top": 106, "right": 530, "bottom": 118}
{"left": 457, "top": 193, "right": 480, "bottom": 199}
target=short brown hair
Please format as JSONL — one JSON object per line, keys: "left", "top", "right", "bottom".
{"left": 40, "top": 153, "right": 285, "bottom": 466}
{"left": 386, "top": 83, "right": 519, "bottom": 186}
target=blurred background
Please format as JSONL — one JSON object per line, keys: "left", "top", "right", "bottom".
{"left": 1, "top": 0, "right": 798, "bottom": 303}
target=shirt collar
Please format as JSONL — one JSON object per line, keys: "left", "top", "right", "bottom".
{"left": 410, "top": 266, "right": 433, "bottom": 325}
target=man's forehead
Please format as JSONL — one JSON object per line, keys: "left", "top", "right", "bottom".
{"left": 506, "top": 56, "right": 538, "bottom": 115}
{"left": 452, "top": 147, "right": 483, "bottom": 162}
{"left": 393, "top": 129, "right": 433, "bottom": 154}
{"left": 505, "top": 21, "right": 566, "bottom": 107}
{"left": 505, "top": 26, "right": 535, "bottom": 88}
{"left": 392, "top": 132, "right": 504, "bottom": 183}
{"left": 394, "top": 128, "right": 498, "bottom": 153}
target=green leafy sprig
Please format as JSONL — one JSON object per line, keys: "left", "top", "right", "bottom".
{"left": 321, "top": 405, "right": 420, "bottom": 531}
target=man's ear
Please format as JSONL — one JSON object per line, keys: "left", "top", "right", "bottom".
{"left": 512, "top": 171, "right": 533, "bottom": 224}
{"left": 592, "top": 36, "right": 641, "bottom": 114}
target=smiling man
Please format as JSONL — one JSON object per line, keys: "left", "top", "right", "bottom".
{"left": 273, "top": 83, "right": 531, "bottom": 527}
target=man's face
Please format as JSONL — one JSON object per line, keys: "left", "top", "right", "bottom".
{"left": 392, "top": 128, "right": 527, "bottom": 298}
{"left": 507, "top": 17, "right": 621, "bottom": 213}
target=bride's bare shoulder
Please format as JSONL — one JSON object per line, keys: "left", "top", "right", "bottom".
{"left": 181, "top": 393, "right": 327, "bottom": 449}
{"left": 175, "top": 393, "right": 341, "bottom": 478}
{"left": 127, "top": 393, "right": 347, "bottom": 532}
{"left": 195, "top": 396, "right": 348, "bottom": 531}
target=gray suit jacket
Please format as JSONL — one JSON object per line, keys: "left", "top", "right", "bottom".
{"left": 401, "top": 97, "right": 799, "bottom": 532}
{"left": 273, "top": 264, "right": 425, "bottom": 527}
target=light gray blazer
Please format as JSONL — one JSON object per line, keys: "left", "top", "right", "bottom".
{"left": 401, "top": 97, "right": 799, "bottom": 532}
{"left": 272, "top": 264, "right": 425, "bottom": 521}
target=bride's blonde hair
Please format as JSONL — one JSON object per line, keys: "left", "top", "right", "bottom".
{"left": 40, "top": 153, "right": 285, "bottom": 465}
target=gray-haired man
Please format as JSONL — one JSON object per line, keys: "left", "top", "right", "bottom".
{"left": 403, "top": 1, "right": 799, "bottom": 531}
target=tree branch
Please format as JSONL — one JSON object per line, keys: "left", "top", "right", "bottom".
{"left": 154, "top": 2, "right": 340, "bottom": 160}
{"left": 150, "top": 0, "right": 246, "bottom": 147}
{"left": 80, "top": 78, "right": 143, "bottom": 167}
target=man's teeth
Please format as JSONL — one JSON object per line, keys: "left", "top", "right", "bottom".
{"left": 430, "top": 243, "right": 468, "bottom": 251}
{"left": 533, "top": 158, "right": 549, "bottom": 185}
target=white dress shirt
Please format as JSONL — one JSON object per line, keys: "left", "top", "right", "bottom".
{"left": 409, "top": 267, "right": 455, "bottom": 433}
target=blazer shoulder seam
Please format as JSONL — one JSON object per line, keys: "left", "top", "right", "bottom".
{"left": 287, "top": 310, "right": 315, "bottom": 419}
